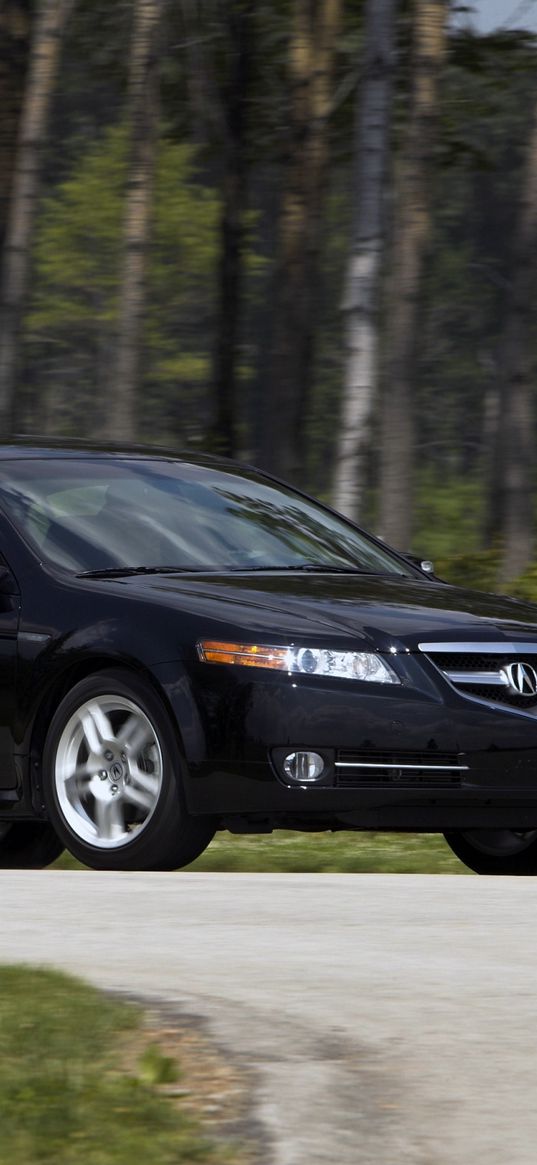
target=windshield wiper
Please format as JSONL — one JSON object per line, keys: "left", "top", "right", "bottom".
{"left": 229, "top": 563, "right": 411, "bottom": 577}
{"left": 79, "top": 563, "right": 409, "bottom": 579}
{"left": 77, "top": 566, "right": 200, "bottom": 579}
{"left": 228, "top": 563, "right": 377, "bottom": 574}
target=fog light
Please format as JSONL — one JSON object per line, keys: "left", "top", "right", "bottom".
{"left": 283, "top": 751, "right": 325, "bottom": 782}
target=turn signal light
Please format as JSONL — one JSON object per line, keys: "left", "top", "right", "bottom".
{"left": 197, "top": 640, "right": 288, "bottom": 670}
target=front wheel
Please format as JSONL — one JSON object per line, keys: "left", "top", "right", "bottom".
{"left": 43, "top": 669, "right": 215, "bottom": 871}
{"left": 444, "top": 829, "right": 537, "bottom": 875}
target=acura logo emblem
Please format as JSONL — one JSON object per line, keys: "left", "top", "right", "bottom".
{"left": 502, "top": 662, "right": 537, "bottom": 697}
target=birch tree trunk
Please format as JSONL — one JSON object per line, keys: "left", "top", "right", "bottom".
{"left": 109, "top": 0, "right": 162, "bottom": 443}
{"left": 378, "top": 0, "right": 448, "bottom": 549}
{"left": 0, "top": 0, "right": 73, "bottom": 432}
{"left": 263, "top": 0, "right": 341, "bottom": 482}
{"left": 496, "top": 97, "right": 537, "bottom": 583}
{"left": 332, "top": 0, "right": 395, "bottom": 520}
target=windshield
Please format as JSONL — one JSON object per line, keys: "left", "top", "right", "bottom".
{"left": 0, "top": 457, "right": 417, "bottom": 578}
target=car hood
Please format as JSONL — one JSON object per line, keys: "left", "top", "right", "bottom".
{"left": 111, "top": 571, "right": 537, "bottom": 652}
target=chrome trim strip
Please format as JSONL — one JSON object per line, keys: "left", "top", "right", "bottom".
{"left": 433, "top": 685, "right": 537, "bottom": 718}
{"left": 444, "top": 670, "right": 508, "bottom": 686}
{"left": 18, "top": 631, "right": 50, "bottom": 644}
{"left": 334, "top": 762, "right": 468, "bottom": 772}
{"left": 419, "top": 641, "right": 537, "bottom": 654}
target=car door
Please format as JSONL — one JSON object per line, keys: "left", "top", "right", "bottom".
{"left": 0, "top": 550, "right": 20, "bottom": 789}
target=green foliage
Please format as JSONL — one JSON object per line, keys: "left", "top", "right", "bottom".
{"left": 503, "top": 564, "right": 537, "bottom": 604}
{"left": 415, "top": 28, "right": 537, "bottom": 482}
{"left": 435, "top": 549, "right": 502, "bottom": 592}
{"left": 413, "top": 469, "right": 485, "bottom": 561}
{"left": 0, "top": 966, "right": 228, "bottom": 1165}
{"left": 14, "top": 10, "right": 537, "bottom": 545}
{"left": 26, "top": 126, "right": 220, "bottom": 440}
{"left": 30, "top": 129, "right": 127, "bottom": 330}
{"left": 412, "top": 472, "right": 537, "bottom": 598}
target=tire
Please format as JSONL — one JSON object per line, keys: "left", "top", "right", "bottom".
{"left": 42, "top": 669, "right": 215, "bottom": 871}
{"left": 444, "top": 828, "right": 537, "bottom": 875}
{"left": 0, "top": 821, "right": 64, "bottom": 868}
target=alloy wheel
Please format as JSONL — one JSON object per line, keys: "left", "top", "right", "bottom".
{"left": 53, "top": 694, "right": 163, "bottom": 848}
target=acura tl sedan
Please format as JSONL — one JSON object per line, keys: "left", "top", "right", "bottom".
{"left": 2, "top": 440, "right": 537, "bottom": 876}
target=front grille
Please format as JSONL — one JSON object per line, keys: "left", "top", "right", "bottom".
{"left": 335, "top": 749, "right": 466, "bottom": 788}
{"left": 420, "top": 642, "right": 537, "bottom": 710}
{"left": 455, "top": 684, "right": 537, "bottom": 709}
{"left": 430, "top": 652, "right": 505, "bottom": 672}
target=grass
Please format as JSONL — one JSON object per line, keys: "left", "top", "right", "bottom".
{"left": 189, "top": 830, "right": 468, "bottom": 873}
{"left": 0, "top": 966, "right": 235, "bottom": 1165}
{"left": 55, "top": 830, "right": 469, "bottom": 874}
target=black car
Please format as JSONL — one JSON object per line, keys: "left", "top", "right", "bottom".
{"left": 2, "top": 440, "right": 537, "bottom": 875}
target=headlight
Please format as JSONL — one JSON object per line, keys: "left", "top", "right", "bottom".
{"left": 197, "top": 640, "right": 399, "bottom": 684}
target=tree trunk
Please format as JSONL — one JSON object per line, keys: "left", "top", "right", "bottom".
{"left": 109, "top": 0, "right": 162, "bottom": 443}
{"left": 496, "top": 98, "right": 537, "bottom": 583}
{"left": 378, "top": 0, "right": 448, "bottom": 549}
{"left": 210, "top": 1, "right": 254, "bottom": 458}
{"left": 0, "top": 0, "right": 31, "bottom": 250}
{"left": 482, "top": 374, "right": 502, "bottom": 547}
{"left": 0, "top": 0, "right": 73, "bottom": 433}
{"left": 263, "top": 0, "right": 342, "bottom": 483}
{"left": 332, "top": 0, "right": 395, "bottom": 521}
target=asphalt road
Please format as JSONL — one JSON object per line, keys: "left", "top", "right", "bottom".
{"left": 1, "top": 870, "right": 536, "bottom": 1164}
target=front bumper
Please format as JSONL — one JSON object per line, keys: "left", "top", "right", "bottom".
{"left": 154, "top": 660, "right": 537, "bottom": 829}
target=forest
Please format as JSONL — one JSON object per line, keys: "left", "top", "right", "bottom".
{"left": 1, "top": 0, "right": 536, "bottom": 594}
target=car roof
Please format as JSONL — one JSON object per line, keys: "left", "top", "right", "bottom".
{"left": 0, "top": 436, "right": 228, "bottom": 468}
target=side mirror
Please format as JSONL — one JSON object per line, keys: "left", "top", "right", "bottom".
{"left": 404, "top": 553, "right": 435, "bottom": 575}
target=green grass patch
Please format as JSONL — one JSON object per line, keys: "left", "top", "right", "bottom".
{"left": 189, "top": 830, "right": 468, "bottom": 873}
{"left": 54, "top": 830, "right": 469, "bottom": 874}
{"left": 0, "top": 966, "right": 232, "bottom": 1165}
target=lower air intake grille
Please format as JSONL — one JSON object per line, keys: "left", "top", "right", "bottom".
{"left": 335, "top": 750, "right": 466, "bottom": 788}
